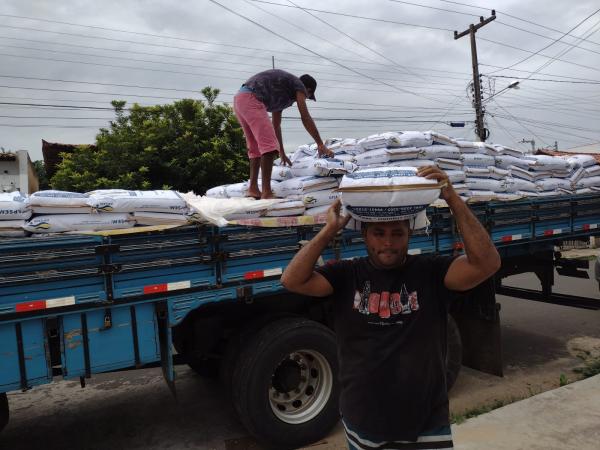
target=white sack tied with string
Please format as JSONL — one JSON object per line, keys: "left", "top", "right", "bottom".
{"left": 337, "top": 166, "right": 442, "bottom": 222}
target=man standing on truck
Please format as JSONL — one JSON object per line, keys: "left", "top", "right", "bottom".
{"left": 233, "top": 69, "right": 333, "bottom": 199}
{"left": 281, "top": 166, "right": 501, "bottom": 450}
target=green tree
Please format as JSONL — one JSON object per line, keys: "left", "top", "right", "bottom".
{"left": 32, "top": 160, "right": 49, "bottom": 190}
{"left": 51, "top": 87, "right": 248, "bottom": 193}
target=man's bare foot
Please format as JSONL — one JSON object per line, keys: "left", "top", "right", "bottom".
{"left": 247, "top": 189, "right": 262, "bottom": 200}
{"left": 261, "top": 192, "right": 276, "bottom": 199}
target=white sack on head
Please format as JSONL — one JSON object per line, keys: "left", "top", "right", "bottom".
{"left": 0, "top": 192, "right": 31, "bottom": 220}
{"left": 88, "top": 190, "right": 188, "bottom": 213}
{"left": 338, "top": 166, "right": 442, "bottom": 222}
{"left": 24, "top": 213, "right": 135, "bottom": 233}
{"left": 29, "top": 190, "right": 89, "bottom": 207}
{"left": 344, "top": 209, "right": 430, "bottom": 232}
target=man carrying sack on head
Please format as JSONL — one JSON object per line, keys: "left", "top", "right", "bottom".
{"left": 281, "top": 165, "right": 501, "bottom": 450}
{"left": 233, "top": 69, "right": 333, "bottom": 199}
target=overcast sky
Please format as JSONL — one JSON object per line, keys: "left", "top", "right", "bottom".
{"left": 1, "top": 0, "right": 599, "bottom": 161}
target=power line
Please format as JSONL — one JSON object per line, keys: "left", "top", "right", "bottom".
{"left": 207, "top": 0, "right": 450, "bottom": 104}
{"left": 245, "top": 0, "right": 454, "bottom": 31}
{"left": 438, "top": 0, "right": 600, "bottom": 48}
{"left": 478, "top": 37, "right": 600, "bottom": 73}
{"left": 286, "top": 0, "right": 424, "bottom": 80}
{"left": 489, "top": 7, "right": 600, "bottom": 73}
{"left": 488, "top": 74, "right": 600, "bottom": 85}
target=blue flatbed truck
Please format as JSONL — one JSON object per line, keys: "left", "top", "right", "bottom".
{"left": 1, "top": 194, "right": 600, "bottom": 449}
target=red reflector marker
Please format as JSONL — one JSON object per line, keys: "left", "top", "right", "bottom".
{"left": 144, "top": 284, "right": 168, "bottom": 294}
{"left": 244, "top": 270, "right": 264, "bottom": 280}
{"left": 16, "top": 301, "right": 46, "bottom": 312}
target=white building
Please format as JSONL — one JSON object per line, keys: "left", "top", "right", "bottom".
{"left": 0, "top": 150, "right": 39, "bottom": 194}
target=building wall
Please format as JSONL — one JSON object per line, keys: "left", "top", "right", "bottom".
{"left": 0, "top": 151, "right": 39, "bottom": 194}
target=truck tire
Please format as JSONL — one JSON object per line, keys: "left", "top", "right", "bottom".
{"left": 0, "top": 393, "right": 8, "bottom": 433}
{"left": 232, "top": 317, "right": 339, "bottom": 450}
{"left": 446, "top": 314, "right": 462, "bottom": 391}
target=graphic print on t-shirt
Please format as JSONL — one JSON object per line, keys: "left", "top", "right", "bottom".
{"left": 353, "top": 281, "right": 419, "bottom": 321}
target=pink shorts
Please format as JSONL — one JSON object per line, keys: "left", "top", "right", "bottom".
{"left": 234, "top": 92, "right": 280, "bottom": 159}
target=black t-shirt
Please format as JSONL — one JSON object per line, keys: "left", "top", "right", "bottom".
{"left": 243, "top": 69, "right": 308, "bottom": 112}
{"left": 316, "top": 254, "right": 456, "bottom": 441}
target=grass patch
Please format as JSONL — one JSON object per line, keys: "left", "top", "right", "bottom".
{"left": 451, "top": 399, "right": 509, "bottom": 425}
{"left": 574, "top": 357, "right": 600, "bottom": 378}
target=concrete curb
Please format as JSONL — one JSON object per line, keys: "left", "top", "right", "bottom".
{"left": 452, "top": 374, "right": 600, "bottom": 450}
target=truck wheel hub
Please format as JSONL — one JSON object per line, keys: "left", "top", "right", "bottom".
{"left": 268, "top": 350, "right": 333, "bottom": 425}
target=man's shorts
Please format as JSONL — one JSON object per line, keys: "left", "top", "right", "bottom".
{"left": 344, "top": 421, "right": 454, "bottom": 450}
{"left": 233, "top": 92, "right": 280, "bottom": 159}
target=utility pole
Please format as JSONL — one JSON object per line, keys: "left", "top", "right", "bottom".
{"left": 272, "top": 56, "right": 275, "bottom": 69}
{"left": 455, "top": 11, "right": 496, "bottom": 142}
{"left": 520, "top": 138, "right": 536, "bottom": 153}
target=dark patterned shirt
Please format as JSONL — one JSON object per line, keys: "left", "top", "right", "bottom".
{"left": 243, "top": 69, "right": 308, "bottom": 112}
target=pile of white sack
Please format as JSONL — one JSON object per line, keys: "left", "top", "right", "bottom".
{"left": 205, "top": 130, "right": 600, "bottom": 221}
{"left": 3, "top": 130, "right": 599, "bottom": 234}
{"left": 0, "top": 191, "right": 31, "bottom": 237}
{"left": 0, "top": 189, "right": 190, "bottom": 234}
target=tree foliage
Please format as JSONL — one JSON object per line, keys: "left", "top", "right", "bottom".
{"left": 32, "top": 160, "right": 49, "bottom": 190}
{"left": 51, "top": 87, "right": 248, "bottom": 193}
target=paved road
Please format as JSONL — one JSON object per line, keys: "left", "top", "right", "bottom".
{"left": 2, "top": 264, "right": 600, "bottom": 450}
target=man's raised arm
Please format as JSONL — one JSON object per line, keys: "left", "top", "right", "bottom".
{"left": 418, "top": 166, "right": 501, "bottom": 291}
{"left": 281, "top": 199, "right": 350, "bottom": 296}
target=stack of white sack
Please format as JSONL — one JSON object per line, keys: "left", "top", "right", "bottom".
{"left": 0, "top": 192, "right": 31, "bottom": 237}
{"left": 199, "top": 130, "right": 600, "bottom": 222}
{"left": 337, "top": 166, "right": 444, "bottom": 230}
{"left": 86, "top": 189, "right": 190, "bottom": 226}
{"left": 24, "top": 189, "right": 136, "bottom": 233}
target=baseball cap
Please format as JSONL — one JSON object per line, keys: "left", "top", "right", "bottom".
{"left": 299, "top": 74, "right": 317, "bottom": 101}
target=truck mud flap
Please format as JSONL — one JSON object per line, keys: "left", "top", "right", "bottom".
{"left": 451, "top": 278, "right": 503, "bottom": 377}
{"left": 155, "top": 302, "right": 176, "bottom": 398}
